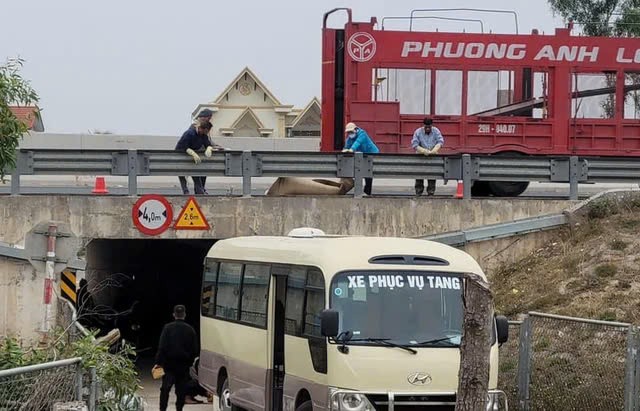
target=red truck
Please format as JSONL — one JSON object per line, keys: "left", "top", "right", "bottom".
{"left": 321, "top": 8, "right": 640, "bottom": 196}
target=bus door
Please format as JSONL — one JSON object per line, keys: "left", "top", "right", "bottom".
{"left": 270, "top": 265, "right": 288, "bottom": 411}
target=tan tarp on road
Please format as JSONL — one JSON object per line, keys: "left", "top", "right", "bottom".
{"left": 265, "top": 177, "right": 354, "bottom": 196}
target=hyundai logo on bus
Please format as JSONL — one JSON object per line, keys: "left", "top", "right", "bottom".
{"left": 346, "top": 274, "right": 461, "bottom": 290}
{"left": 407, "top": 372, "right": 432, "bottom": 386}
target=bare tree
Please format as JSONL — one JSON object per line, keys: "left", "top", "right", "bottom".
{"left": 455, "top": 274, "right": 493, "bottom": 411}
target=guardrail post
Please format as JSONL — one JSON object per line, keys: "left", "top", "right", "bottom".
{"left": 462, "top": 154, "right": 472, "bottom": 199}
{"left": 517, "top": 315, "right": 532, "bottom": 411}
{"left": 127, "top": 149, "right": 138, "bottom": 196}
{"left": 569, "top": 156, "right": 579, "bottom": 200}
{"left": 353, "top": 152, "right": 364, "bottom": 198}
{"left": 242, "top": 151, "right": 253, "bottom": 197}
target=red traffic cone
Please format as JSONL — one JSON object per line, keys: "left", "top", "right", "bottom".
{"left": 454, "top": 180, "right": 464, "bottom": 199}
{"left": 91, "top": 177, "right": 109, "bottom": 194}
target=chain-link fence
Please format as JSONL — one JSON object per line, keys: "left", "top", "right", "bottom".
{"left": 498, "top": 311, "right": 640, "bottom": 411}
{"left": 0, "top": 357, "right": 97, "bottom": 411}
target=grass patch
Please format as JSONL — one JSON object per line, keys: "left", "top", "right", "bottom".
{"left": 598, "top": 310, "right": 618, "bottom": 321}
{"left": 587, "top": 198, "right": 618, "bottom": 220}
{"left": 595, "top": 263, "right": 618, "bottom": 278}
{"left": 620, "top": 217, "right": 640, "bottom": 230}
{"left": 610, "top": 239, "right": 628, "bottom": 251}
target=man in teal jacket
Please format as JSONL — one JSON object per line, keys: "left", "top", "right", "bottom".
{"left": 343, "top": 122, "right": 379, "bottom": 195}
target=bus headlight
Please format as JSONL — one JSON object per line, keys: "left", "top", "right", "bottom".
{"left": 329, "top": 389, "right": 374, "bottom": 411}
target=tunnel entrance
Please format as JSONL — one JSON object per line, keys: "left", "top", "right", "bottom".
{"left": 83, "top": 239, "right": 215, "bottom": 360}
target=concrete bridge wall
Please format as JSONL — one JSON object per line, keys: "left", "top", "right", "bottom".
{"left": 0, "top": 195, "right": 575, "bottom": 343}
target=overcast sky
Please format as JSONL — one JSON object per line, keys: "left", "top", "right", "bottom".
{"left": 1, "top": 0, "right": 564, "bottom": 135}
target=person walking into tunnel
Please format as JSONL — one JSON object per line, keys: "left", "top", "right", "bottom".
{"left": 342, "top": 122, "right": 379, "bottom": 196}
{"left": 154, "top": 305, "right": 199, "bottom": 411}
{"left": 411, "top": 117, "right": 445, "bottom": 196}
{"left": 175, "top": 120, "right": 216, "bottom": 195}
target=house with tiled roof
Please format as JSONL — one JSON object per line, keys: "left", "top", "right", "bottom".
{"left": 8, "top": 105, "right": 44, "bottom": 132}
{"left": 192, "top": 67, "right": 320, "bottom": 138}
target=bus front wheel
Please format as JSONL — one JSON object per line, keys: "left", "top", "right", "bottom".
{"left": 220, "top": 379, "right": 245, "bottom": 411}
{"left": 295, "top": 400, "right": 313, "bottom": 411}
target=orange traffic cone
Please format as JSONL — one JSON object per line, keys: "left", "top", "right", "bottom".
{"left": 91, "top": 177, "right": 109, "bottom": 194}
{"left": 454, "top": 180, "right": 464, "bottom": 199}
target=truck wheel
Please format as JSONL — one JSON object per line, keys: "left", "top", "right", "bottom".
{"left": 487, "top": 181, "right": 529, "bottom": 197}
{"left": 471, "top": 181, "right": 491, "bottom": 197}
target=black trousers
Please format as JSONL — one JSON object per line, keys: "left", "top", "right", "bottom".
{"left": 160, "top": 369, "right": 189, "bottom": 411}
{"left": 364, "top": 178, "right": 373, "bottom": 196}
{"left": 415, "top": 179, "right": 436, "bottom": 195}
{"left": 178, "top": 176, "right": 206, "bottom": 194}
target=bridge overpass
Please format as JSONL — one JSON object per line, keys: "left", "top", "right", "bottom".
{"left": 3, "top": 134, "right": 640, "bottom": 348}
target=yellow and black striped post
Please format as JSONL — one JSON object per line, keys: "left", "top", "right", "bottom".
{"left": 60, "top": 270, "right": 77, "bottom": 305}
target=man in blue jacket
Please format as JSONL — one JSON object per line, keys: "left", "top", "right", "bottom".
{"left": 343, "top": 122, "right": 379, "bottom": 195}
{"left": 175, "top": 121, "right": 215, "bottom": 195}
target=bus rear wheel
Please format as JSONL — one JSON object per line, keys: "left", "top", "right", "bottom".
{"left": 295, "top": 400, "right": 313, "bottom": 411}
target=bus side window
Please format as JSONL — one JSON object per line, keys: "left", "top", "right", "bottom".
{"left": 240, "top": 264, "right": 270, "bottom": 327}
{"left": 285, "top": 267, "right": 307, "bottom": 335}
{"left": 304, "top": 269, "right": 325, "bottom": 338}
{"left": 201, "top": 260, "right": 219, "bottom": 318}
{"left": 216, "top": 262, "right": 243, "bottom": 321}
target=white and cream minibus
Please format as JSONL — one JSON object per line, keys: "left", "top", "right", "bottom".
{"left": 198, "top": 228, "right": 509, "bottom": 411}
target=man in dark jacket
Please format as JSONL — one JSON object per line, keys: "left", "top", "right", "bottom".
{"left": 155, "top": 305, "right": 199, "bottom": 411}
{"left": 175, "top": 119, "right": 217, "bottom": 195}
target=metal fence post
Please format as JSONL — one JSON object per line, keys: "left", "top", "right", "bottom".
{"left": 569, "top": 156, "right": 579, "bottom": 200}
{"left": 75, "top": 363, "right": 83, "bottom": 401}
{"left": 625, "top": 326, "right": 636, "bottom": 411}
{"left": 462, "top": 154, "right": 472, "bottom": 199}
{"left": 127, "top": 149, "right": 138, "bottom": 196}
{"left": 353, "top": 152, "right": 364, "bottom": 198}
{"left": 517, "top": 315, "right": 533, "bottom": 411}
{"left": 89, "top": 367, "right": 97, "bottom": 411}
{"left": 242, "top": 151, "right": 253, "bottom": 197}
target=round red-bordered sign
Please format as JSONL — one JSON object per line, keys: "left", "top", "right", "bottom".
{"left": 132, "top": 195, "right": 173, "bottom": 236}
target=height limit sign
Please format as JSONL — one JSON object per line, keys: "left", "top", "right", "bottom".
{"left": 132, "top": 195, "right": 174, "bottom": 236}
{"left": 175, "top": 197, "right": 210, "bottom": 230}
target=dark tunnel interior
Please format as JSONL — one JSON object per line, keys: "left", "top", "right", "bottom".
{"left": 82, "top": 239, "right": 216, "bottom": 361}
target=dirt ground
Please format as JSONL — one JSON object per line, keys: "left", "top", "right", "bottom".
{"left": 492, "top": 194, "right": 640, "bottom": 323}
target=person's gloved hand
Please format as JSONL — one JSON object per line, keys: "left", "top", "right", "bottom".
{"left": 416, "top": 146, "right": 429, "bottom": 155}
{"left": 430, "top": 144, "right": 442, "bottom": 155}
{"left": 186, "top": 148, "right": 201, "bottom": 164}
{"left": 342, "top": 148, "right": 354, "bottom": 153}
{"left": 205, "top": 146, "right": 214, "bottom": 158}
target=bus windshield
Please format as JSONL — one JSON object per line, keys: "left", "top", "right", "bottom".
{"left": 330, "top": 271, "right": 463, "bottom": 347}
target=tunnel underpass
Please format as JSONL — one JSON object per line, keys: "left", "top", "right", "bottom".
{"left": 83, "top": 239, "right": 215, "bottom": 360}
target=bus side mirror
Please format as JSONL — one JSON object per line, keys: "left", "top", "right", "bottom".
{"left": 320, "top": 309, "right": 339, "bottom": 337}
{"left": 495, "top": 315, "right": 509, "bottom": 344}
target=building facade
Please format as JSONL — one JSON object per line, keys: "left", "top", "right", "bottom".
{"left": 191, "top": 67, "right": 320, "bottom": 138}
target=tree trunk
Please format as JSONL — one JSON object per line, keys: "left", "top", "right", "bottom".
{"left": 455, "top": 274, "right": 494, "bottom": 411}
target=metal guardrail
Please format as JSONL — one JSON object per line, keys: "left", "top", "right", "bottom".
{"left": 7, "top": 149, "right": 638, "bottom": 199}
{"left": 423, "top": 213, "right": 569, "bottom": 246}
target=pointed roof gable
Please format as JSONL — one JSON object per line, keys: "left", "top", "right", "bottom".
{"left": 213, "top": 67, "right": 282, "bottom": 106}
{"left": 230, "top": 107, "right": 265, "bottom": 129}
{"left": 291, "top": 97, "right": 321, "bottom": 128}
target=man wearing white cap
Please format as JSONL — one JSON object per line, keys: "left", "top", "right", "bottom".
{"left": 343, "top": 122, "right": 379, "bottom": 195}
